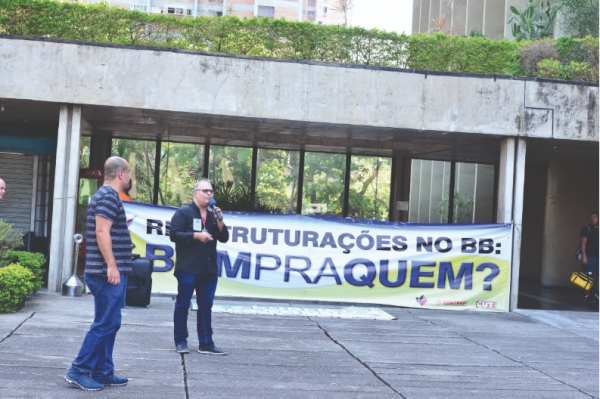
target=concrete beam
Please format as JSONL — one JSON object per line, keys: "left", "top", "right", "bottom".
{"left": 0, "top": 37, "right": 596, "bottom": 142}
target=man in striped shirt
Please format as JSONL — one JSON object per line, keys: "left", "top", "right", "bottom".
{"left": 65, "top": 156, "right": 133, "bottom": 392}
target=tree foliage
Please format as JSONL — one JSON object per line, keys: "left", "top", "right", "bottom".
{"left": 330, "top": 0, "right": 355, "bottom": 28}
{"left": 557, "top": 0, "right": 599, "bottom": 38}
{"left": 438, "top": 189, "right": 474, "bottom": 223}
{"left": 112, "top": 139, "right": 158, "bottom": 204}
{"left": 507, "top": 0, "right": 558, "bottom": 41}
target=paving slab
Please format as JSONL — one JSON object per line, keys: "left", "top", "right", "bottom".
{"left": 0, "top": 290, "right": 597, "bottom": 399}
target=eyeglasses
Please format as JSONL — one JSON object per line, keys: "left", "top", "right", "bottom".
{"left": 195, "top": 189, "right": 214, "bottom": 194}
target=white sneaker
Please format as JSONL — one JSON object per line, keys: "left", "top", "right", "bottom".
{"left": 190, "top": 299, "right": 198, "bottom": 311}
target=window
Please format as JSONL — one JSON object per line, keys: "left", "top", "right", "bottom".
{"left": 131, "top": 4, "right": 147, "bottom": 12}
{"left": 256, "top": 149, "right": 300, "bottom": 214}
{"left": 308, "top": 0, "right": 316, "bottom": 6}
{"left": 134, "top": 4, "right": 161, "bottom": 14}
{"left": 111, "top": 139, "right": 157, "bottom": 204}
{"left": 79, "top": 136, "right": 90, "bottom": 169}
{"left": 258, "top": 6, "right": 275, "bottom": 17}
{"left": 167, "top": 7, "right": 185, "bottom": 15}
{"left": 159, "top": 142, "right": 204, "bottom": 207}
{"left": 208, "top": 145, "right": 252, "bottom": 189}
{"left": 349, "top": 156, "right": 392, "bottom": 221}
{"left": 322, "top": 6, "right": 327, "bottom": 15}
{"left": 307, "top": 10, "right": 315, "bottom": 19}
{"left": 409, "top": 160, "right": 451, "bottom": 223}
{"left": 209, "top": 10, "right": 223, "bottom": 16}
{"left": 408, "top": 159, "right": 495, "bottom": 223}
{"left": 453, "top": 163, "right": 495, "bottom": 223}
{"left": 302, "top": 152, "right": 346, "bottom": 216}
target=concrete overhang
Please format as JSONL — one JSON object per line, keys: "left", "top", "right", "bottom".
{"left": 0, "top": 36, "right": 598, "bottom": 163}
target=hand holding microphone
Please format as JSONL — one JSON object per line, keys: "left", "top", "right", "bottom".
{"left": 208, "top": 198, "right": 223, "bottom": 221}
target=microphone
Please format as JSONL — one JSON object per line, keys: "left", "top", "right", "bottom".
{"left": 208, "top": 198, "right": 223, "bottom": 220}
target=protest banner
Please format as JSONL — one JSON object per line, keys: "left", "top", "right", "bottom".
{"left": 124, "top": 202, "right": 512, "bottom": 311}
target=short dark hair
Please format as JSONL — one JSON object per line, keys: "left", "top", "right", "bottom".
{"left": 104, "top": 157, "right": 128, "bottom": 180}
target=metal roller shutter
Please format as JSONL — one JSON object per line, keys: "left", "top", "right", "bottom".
{"left": 0, "top": 153, "right": 34, "bottom": 233}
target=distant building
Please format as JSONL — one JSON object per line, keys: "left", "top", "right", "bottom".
{"left": 106, "top": 0, "right": 350, "bottom": 25}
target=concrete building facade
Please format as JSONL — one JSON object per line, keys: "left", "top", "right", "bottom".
{"left": 0, "top": 36, "right": 597, "bottom": 310}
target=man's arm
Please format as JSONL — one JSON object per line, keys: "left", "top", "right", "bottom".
{"left": 212, "top": 207, "right": 229, "bottom": 243}
{"left": 581, "top": 236, "right": 588, "bottom": 265}
{"left": 170, "top": 208, "right": 195, "bottom": 245}
{"left": 96, "top": 216, "right": 120, "bottom": 285}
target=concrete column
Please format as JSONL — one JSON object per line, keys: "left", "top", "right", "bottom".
{"left": 510, "top": 139, "right": 526, "bottom": 310}
{"left": 47, "top": 105, "right": 82, "bottom": 292}
{"left": 496, "top": 138, "right": 526, "bottom": 310}
{"left": 497, "top": 138, "right": 515, "bottom": 224}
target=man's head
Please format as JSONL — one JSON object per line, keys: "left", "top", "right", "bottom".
{"left": 591, "top": 213, "right": 598, "bottom": 227}
{"left": 192, "top": 178, "right": 214, "bottom": 209}
{"left": 0, "top": 178, "right": 5, "bottom": 200}
{"left": 104, "top": 156, "right": 131, "bottom": 192}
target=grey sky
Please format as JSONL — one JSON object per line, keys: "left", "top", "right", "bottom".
{"left": 352, "top": 0, "right": 413, "bottom": 34}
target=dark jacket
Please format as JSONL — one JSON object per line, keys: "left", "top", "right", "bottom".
{"left": 170, "top": 201, "right": 229, "bottom": 275}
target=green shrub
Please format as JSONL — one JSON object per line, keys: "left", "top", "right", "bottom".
{"left": 0, "top": 219, "right": 24, "bottom": 264}
{"left": 537, "top": 59, "right": 564, "bottom": 79}
{"left": 1, "top": 250, "right": 46, "bottom": 291}
{"left": 213, "top": 181, "right": 283, "bottom": 213}
{"left": 565, "top": 61, "right": 597, "bottom": 82}
{"left": 0, "top": 264, "right": 35, "bottom": 313}
{"left": 517, "top": 39, "right": 558, "bottom": 76}
{"left": 555, "top": 36, "right": 599, "bottom": 75}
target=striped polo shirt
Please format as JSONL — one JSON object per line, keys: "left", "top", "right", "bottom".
{"left": 85, "top": 184, "right": 133, "bottom": 275}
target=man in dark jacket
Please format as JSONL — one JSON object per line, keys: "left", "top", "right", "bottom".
{"left": 170, "top": 178, "right": 229, "bottom": 355}
{"left": 581, "top": 212, "right": 599, "bottom": 303}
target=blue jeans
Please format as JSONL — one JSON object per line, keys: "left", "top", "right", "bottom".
{"left": 69, "top": 273, "right": 127, "bottom": 378}
{"left": 173, "top": 271, "right": 218, "bottom": 348}
{"left": 585, "top": 257, "right": 599, "bottom": 293}
{"left": 584, "top": 257, "right": 599, "bottom": 275}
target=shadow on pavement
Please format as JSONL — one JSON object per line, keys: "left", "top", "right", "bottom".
{"left": 519, "top": 278, "right": 599, "bottom": 312}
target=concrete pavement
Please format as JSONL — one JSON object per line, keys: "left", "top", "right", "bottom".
{"left": 0, "top": 291, "right": 598, "bottom": 399}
